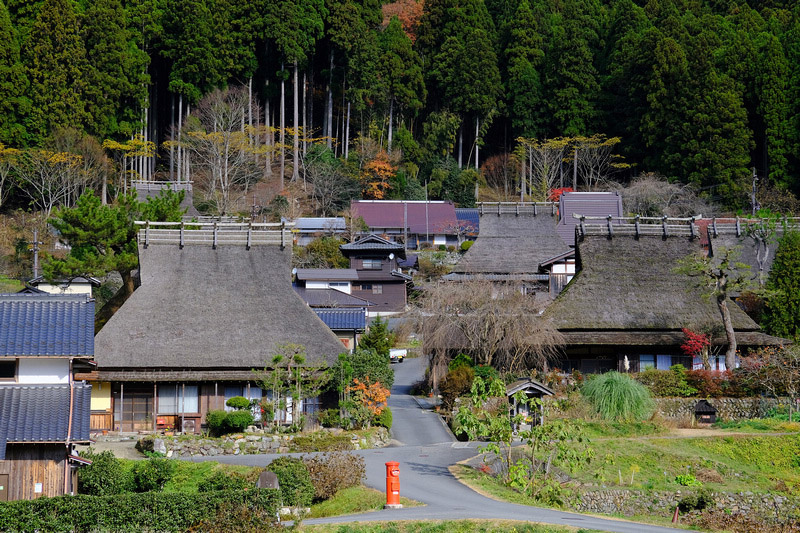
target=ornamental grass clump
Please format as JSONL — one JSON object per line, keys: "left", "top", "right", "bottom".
{"left": 582, "top": 371, "right": 655, "bottom": 422}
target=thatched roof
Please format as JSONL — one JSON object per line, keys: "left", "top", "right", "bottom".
{"left": 95, "top": 240, "right": 345, "bottom": 370}
{"left": 545, "top": 233, "right": 760, "bottom": 333}
{"left": 451, "top": 211, "right": 570, "bottom": 274}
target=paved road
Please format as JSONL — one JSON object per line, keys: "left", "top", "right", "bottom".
{"left": 191, "top": 357, "right": 682, "bottom": 533}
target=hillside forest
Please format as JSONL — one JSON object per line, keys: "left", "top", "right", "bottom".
{"left": 1, "top": 0, "right": 800, "bottom": 221}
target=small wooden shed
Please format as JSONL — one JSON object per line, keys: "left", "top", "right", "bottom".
{"left": 506, "top": 379, "right": 555, "bottom": 430}
{"left": 695, "top": 400, "right": 718, "bottom": 424}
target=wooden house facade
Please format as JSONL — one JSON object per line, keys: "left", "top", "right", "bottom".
{"left": 0, "top": 293, "right": 93, "bottom": 500}
{"left": 87, "top": 224, "right": 345, "bottom": 433}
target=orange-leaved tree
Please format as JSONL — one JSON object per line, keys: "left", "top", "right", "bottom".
{"left": 361, "top": 151, "right": 396, "bottom": 199}
{"left": 348, "top": 376, "right": 390, "bottom": 415}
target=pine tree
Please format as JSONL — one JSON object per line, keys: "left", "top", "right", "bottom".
{"left": 23, "top": 0, "right": 89, "bottom": 143}
{"left": 505, "top": 0, "right": 545, "bottom": 138}
{"left": 756, "top": 32, "right": 790, "bottom": 187}
{"left": 0, "top": 0, "right": 28, "bottom": 145}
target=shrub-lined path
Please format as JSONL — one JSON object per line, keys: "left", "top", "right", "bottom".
{"left": 191, "top": 357, "right": 682, "bottom": 532}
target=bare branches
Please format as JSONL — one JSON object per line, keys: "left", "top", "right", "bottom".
{"left": 410, "top": 281, "right": 563, "bottom": 387}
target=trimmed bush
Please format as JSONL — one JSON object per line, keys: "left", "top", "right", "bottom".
{"left": 473, "top": 364, "right": 499, "bottom": 382}
{"left": 267, "top": 456, "right": 314, "bottom": 507}
{"left": 303, "top": 452, "right": 366, "bottom": 501}
{"left": 317, "top": 408, "right": 342, "bottom": 428}
{"left": 448, "top": 353, "right": 473, "bottom": 371}
{"left": 582, "top": 371, "right": 655, "bottom": 422}
{"left": 226, "top": 396, "right": 251, "bottom": 410}
{"left": 460, "top": 240, "right": 474, "bottom": 252}
{"left": 374, "top": 406, "right": 393, "bottom": 429}
{"left": 131, "top": 457, "right": 176, "bottom": 492}
{"left": 440, "top": 366, "right": 475, "bottom": 411}
{"left": 206, "top": 410, "right": 228, "bottom": 435}
{"left": 198, "top": 471, "right": 250, "bottom": 492}
{"left": 77, "top": 449, "right": 129, "bottom": 496}
{"left": 636, "top": 365, "right": 697, "bottom": 397}
{"left": 0, "top": 489, "right": 280, "bottom": 532}
{"left": 225, "top": 410, "right": 255, "bottom": 432}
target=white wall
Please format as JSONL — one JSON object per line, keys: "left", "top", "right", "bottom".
{"left": 34, "top": 283, "right": 93, "bottom": 296}
{"left": 305, "top": 281, "right": 351, "bottom": 294}
{"left": 18, "top": 359, "right": 69, "bottom": 384}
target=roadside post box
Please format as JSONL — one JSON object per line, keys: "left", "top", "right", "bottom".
{"left": 384, "top": 461, "right": 402, "bottom": 509}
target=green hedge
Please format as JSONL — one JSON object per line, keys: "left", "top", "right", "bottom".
{"left": 0, "top": 488, "right": 280, "bottom": 532}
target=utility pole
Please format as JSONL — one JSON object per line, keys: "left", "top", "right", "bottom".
{"left": 29, "top": 229, "right": 43, "bottom": 279}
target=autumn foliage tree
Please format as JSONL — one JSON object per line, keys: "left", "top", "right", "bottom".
{"left": 361, "top": 150, "right": 396, "bottom": 199}
{"left": 681, "top": 328, "right": 711, "bottom": 370}
{"left": 348, "top": 376, "right": 390, "bottom": 416}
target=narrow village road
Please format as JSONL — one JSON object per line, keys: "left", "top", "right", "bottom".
{"left": 192, "top": 356, "right": 683, "bottom": 533}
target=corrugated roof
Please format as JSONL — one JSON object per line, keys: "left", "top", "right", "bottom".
{"left": 296, "top": 269, "right": 359, "bottom": 281}
{"left": 0, "top": 383, "right": 92, "bottom": 458}
{"left": 557, "top": 192, "right": 623, "bottom": 245}
{"left": 351, "top": 200, "right": 458, "bottom": 235}
{"left": 545, "top": 233, "right": 760, "bottom": 332}
{"left": 0, "top": 294, "right": 94, "bottom": 357}
{"left": 292, "top": 217, "right": 346, "bottom": 231}
{"left": 314, "top": 308, "right": 367, "bottom": 330}
{"left": 451, "top": 211, "right": 570, "bottom": 274}
{"left": 95, "top": 243, "right": 345, "bottom": 369}
{"left": 293, "top": 287, "right": 375, "bottom": 307}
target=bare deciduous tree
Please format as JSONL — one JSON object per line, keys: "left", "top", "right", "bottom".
{"left": 614, "top": 173, "right": 713, "bottom": 217}
{"left": 571, "top": 134, "right": 629, "bottom": 190}
{"left": 304, "top": 145, "right": 359, "bottom": 216}
{"left": 481, "top": 152, "right": 518, "bottom": 201}
{"left": 0, "top": 144, "right": 20, "bottom": 211}
{"left": 14, "top": 149, "right": 82, "bottom": 217}
{"left": 181, "top": 87, "right": 263, "bottom": 215}
{"left": 409, "top": 280, "right": 563, "bottom": 390}
{"left": 516, "top": 138, "right": 570, "bottom": 200}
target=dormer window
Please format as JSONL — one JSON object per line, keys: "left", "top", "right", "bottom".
{"left": 362, "top": 259, "right": 382, "bottom": 270}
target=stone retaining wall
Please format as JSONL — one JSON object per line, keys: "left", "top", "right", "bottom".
{"left": 573, "top": 489, "right": 798, "bottom": 522}
{"left": 147, "top": 427, "right": 390, "bottom": 457}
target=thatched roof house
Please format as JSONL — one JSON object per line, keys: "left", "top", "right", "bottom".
{"left": 449, "top": 203, "right": 570, "bottom": 276}
{"left": 89, "top": 228, "right": 345, "bottom": 432}
{"left": 545, "top": 227, "right": 784, "bottom": 373}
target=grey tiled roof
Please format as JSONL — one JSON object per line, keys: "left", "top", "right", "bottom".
{"left": 0, "top": 383, "right": 92, "bottom": 459}
{"left": 296, "top": 269, "right": 359, "bottom": 281}
{"left": 293, "top": 287, "right": 375, "bottom": 307}
{"left": 314, "top": 308, "right": 367, "bottom": 331}
{"left": 0, "top": 294, "right": 94, "bottom": 357}
{"left": 340, "top": 235, "right": 406, "bottom": 258}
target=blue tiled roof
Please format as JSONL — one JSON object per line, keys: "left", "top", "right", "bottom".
{"left": 0, "top": 294, "right": 94, "bottom": 357}
{"left": 0, "top": 383, "right": 92, "bottom": 459}
{"left": 314, "top": 308, "right": 367, "bottom": 331}
{"left": 456, "top": 208, "right": 479, "bottom": 235}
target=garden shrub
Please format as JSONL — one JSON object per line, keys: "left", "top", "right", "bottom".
{"left": 685, "top": 369, "right": 751, "bottom": 398}
{"left": 582, "top": 371, "right": 655, "bottom": 422}
{"left": 0, "top": 489, "right": 280, "bottom": 532}
{"left": 131, "top": 457, "right": 176, "bottom": 492}
{"left": 303, "top": 452, "right": 366, "bottom": 501}
{"left": 225, "top": 410, "right": 255, "bottom": 432}
{"left": 473, "top": 364, "right": 499, "bottom": 382}
{"left": 677, "top": 489, "right": 714, "bottom": 512}
{"left": 267, "top": 456, "right": 314, "bottom": 507}
{"left": 438, "top": 244, "right": 447, "bottom": 251}
{"left": 77, "top": 449, "right": 129, "bottom": 496}
{"left": 636, "top": 365, "right": 697, "bottom": 397}
{"left": 206, "top": 409, "right": 254, "bottom": 435}
{"left": 226, "top": 396, "right": 251, "bottom": 410}
{"left": 317, "top": 408, "right": 342, "bottom": 428}
{"left": 198, "top": 470, "right": 251, "bottom": 492}
{"left": 675, "top": 473, "right": 703, "bottom": 487}
{"left": 460, "top": 240, "right": 473, "bottom": 252}
{"left": 374, "top": 406, "right": 393, "bottom": 428}
{"left": 135, "top": 436, "right": 155, "bottom": 454}
{"left": 448, "top": 353, "right": 473, "bottom": 371}
{"left": 440, "top": 366, "right": 475, "bottom": 411}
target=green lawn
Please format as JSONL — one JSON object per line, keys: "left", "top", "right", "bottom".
{"left": 308, "top": 485, "right": 420, "bottom": 518}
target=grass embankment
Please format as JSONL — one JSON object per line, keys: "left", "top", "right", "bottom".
{"left": 166, "top": 427, "right": 385, "bottom": 453}
{"left": 307, "top": 485, "right": 420, "bottom": 518}
{"left": 301, "top": 520, "right": 594, "bottom": 533}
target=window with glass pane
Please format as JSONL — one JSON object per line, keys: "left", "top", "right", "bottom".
{"left": 158, "top": 384, "right": 199, "bottom": 414}
{"left": 639, "top": 354, "right": 655, "bottom": 369}
{"left": 372, "top": 284, "right": 382, "bottom": 294}
{"left": 362, "top": 259, "right": 381, "bottom": 269}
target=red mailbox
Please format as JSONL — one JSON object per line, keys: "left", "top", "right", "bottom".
{"left": 384, "top": 461, "right": 402, "bottom": 508}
